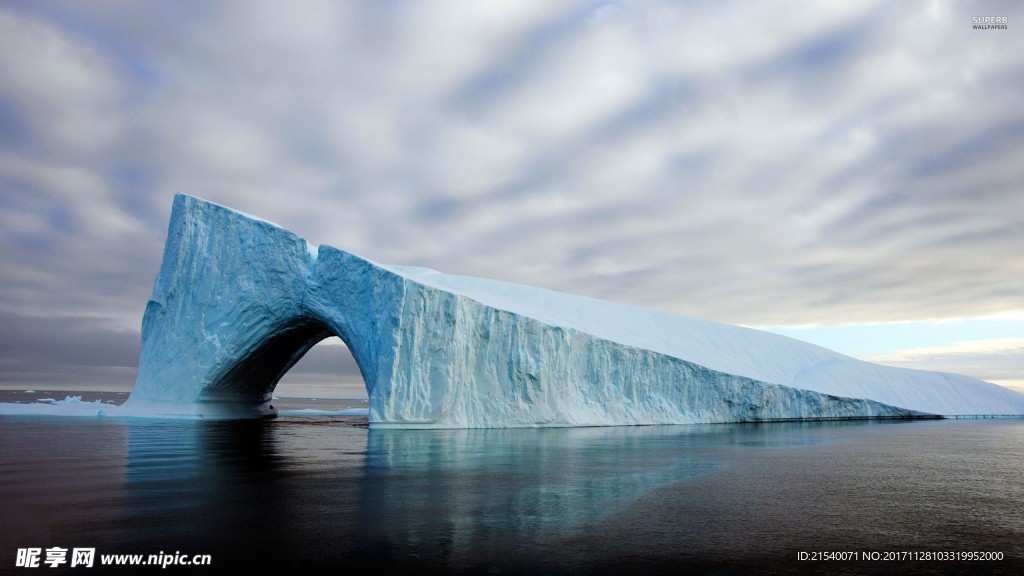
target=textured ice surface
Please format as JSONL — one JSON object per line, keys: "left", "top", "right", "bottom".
{"left": 123, "top": 195, "right": 1024, "bottom": 426}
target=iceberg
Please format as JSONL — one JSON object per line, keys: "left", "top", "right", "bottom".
{"left": 124, "top": 195, "right": 1024, "bottom": 425}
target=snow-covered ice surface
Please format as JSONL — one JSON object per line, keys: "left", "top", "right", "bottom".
{"left": 120, "top": 194, "right": 1024, "bottom": 426}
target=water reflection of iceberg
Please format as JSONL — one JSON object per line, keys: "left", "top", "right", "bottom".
{"left": 121, "top": 420, "right": 297, "bottom": 560}
{"left": 118, "top": 419, "right": 883, "bottom": 569}
{"left": 359, "top": 426, "right": 721, "bottom": 562}
{"left": 59, "top": 417, "right": 944, "bottom": 570}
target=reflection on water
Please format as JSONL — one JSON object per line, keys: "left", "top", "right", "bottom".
{"left": 364, "top": 427, "right": 720, "bottom": 533}
{"left": 116, "top": 422, "right": 728, "bottom": 570}
{"left": 2, "top": 417, "right": 1023, "bottom": 574}
{"left": 0, "top": 418, "right": 128, "bottom": 547}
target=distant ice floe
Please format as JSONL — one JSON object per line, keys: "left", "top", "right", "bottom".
{"left": 0, "top": 395, "right": 370, "bottom": 420}
{"left": 0, "top": 396, "right": 113, "bottom": 417}
{"left": 277, "top": 408, "right": 370, "bottom": 417}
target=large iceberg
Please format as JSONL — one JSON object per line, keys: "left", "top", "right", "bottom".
{"left": 124, "top": 195, "right": 1024, "bottom": 425}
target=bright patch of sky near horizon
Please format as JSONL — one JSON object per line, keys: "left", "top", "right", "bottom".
{"left": 0, "top": 1, "right": 1021, "bottom": 397}
{"left": 762, "top": 315, "right": 1024, "bottom": 393}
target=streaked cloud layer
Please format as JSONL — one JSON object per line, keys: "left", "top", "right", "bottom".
{"left": 1, "top": 1, "right": 1021, "bottom": 394}
{"left": 871, "top": 338, "right": 1024, "bottom": 394}
{"left": 767, "top": 316, "right": 1024, "bottom": 393}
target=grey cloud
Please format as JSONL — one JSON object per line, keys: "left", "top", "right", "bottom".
{"left": 0, "top": 312, "right": 139, "bottom": 368}
{"left": 872, "top": 341, "right": 1024, "bottom": 392}
{"left": 1, "top": 0, "right": 1023, "bottom": 392}
{"left": 0, "top": 312, "right": 139, "bottom": 390}
{"left": 0, "top": 311, "right": 361, "bottom": 392}
{"left": 444, "top": 2, "right": 595, "bottom": 115}
{"left": 280, "top": 339, "right": 361, "bottom": 379}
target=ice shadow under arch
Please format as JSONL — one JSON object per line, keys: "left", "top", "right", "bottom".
{"left": 201, "top": 318, "right": 338, "bottom": 404}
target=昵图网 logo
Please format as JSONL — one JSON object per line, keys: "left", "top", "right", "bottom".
{"left": 972, "top": 16, "right": 1008, "bottom": 29}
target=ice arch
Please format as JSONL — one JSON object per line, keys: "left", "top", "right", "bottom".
{"left": 124, "top": 195, "right": 1024, "bottom": 425}
{"left": 125, "top": 194, "right": 398, "bottom": 419}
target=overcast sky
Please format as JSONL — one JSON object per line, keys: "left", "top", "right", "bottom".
{"left": 1, "top": 1, "right": 1022, "bottom": 398}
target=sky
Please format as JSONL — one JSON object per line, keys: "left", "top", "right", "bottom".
{"left": 1, "top": 0, "right": 1022, "bottom": 399}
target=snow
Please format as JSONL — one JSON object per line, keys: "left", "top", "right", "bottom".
{"left": 184, "top": 193, "right": 284, "bottom": 228}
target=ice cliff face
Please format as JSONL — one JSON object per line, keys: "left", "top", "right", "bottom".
{"left": 125, "top": 195, "right": 1024, "bottom": 425}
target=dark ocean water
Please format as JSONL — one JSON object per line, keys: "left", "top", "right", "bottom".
{"left": 1, "top": 401, "right": 1022, "bottom": 575}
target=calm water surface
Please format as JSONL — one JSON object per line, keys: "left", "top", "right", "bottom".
{"left": 1, "top": 413, "right": 1022, "bottom": 575}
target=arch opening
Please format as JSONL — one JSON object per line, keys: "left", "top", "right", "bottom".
{"left": 197, "top": 315, "right": 370, "bottom": 411}
{"left": 199, "top": 318, "right": 334, "bottom": 405}
{"left": 275, "top": 335, "right": 369, "bottom": 401}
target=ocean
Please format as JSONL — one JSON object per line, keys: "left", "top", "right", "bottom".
{"left": 1, "top": 391, "right": 1022, "bottom": 575}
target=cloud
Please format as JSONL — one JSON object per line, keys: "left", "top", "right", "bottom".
{"left": 275, "top": 338, "right": 366, "bottom": 399}
{"left": 874, "top": 337, "right": 1024, "bottom": 358}
{"left": 0, "top": 310, "right": 364, "bottom": 395}
{"left": 0, "top": 311, "right": 139, "bottom": 390}
{"left": 1, "top": 1, "right": 1023, "bottom": 392}
{"left": 870, "top": 338, "right": 1024, "bottom": 393}
{"left": 0, "top": 9, "right": 122, "bottom": 158}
